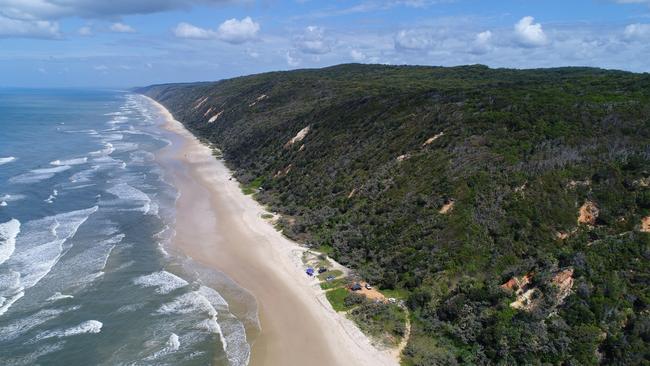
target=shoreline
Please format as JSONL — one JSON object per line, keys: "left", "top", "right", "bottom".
{"left": 147, "top": 96, "right": 398, "bottom": 366}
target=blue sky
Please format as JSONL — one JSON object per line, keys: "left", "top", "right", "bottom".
{"left": 0, "top": 0, "right": 649, "bottom": 87}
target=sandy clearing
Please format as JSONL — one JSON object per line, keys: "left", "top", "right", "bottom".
{"left": 285, "top": 126, "right": 310, "bottom": 148}
{"left": 208, "top": 110, "right": 224, "bottom": 123}
{"left": 578, "top": 201, "right": 599, "bottom": 225}
{"left": 422, "top": 131, "right": 444, "bottom": 147}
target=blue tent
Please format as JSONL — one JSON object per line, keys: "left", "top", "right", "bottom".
{"left": 306, "top": 268, "right": 314, "bottom": 276}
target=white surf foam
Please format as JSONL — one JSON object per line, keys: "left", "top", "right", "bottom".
{"left": 133, "top": 271, "right": 189, "bottom": 295}
{"left": 89, "top": 142, "right": 114, "bottom": 157}
{"left": 107, "top": 116, "right": 129, "bottom": 125}
{"left": 222, "top": 318, "right": 251, "bottom": 366}
{"left": 68, "top": 167, "right": 97, "bottom": 183}
{"left": 106, "top": 183, "right": 152, "bottom": 214}
{"left": 110, "top": 142, "right": 139, "bottom": 153}
{"left": 46, "top": 292, "right": 74, "bottom": 302}
{"left": 44, "top": 232, "right": 122, "bottom": 295}
{"left": 65, "top": 129, "right": 98, "bottom": 136}
{"left": 144, "top": 333, "right": 182, "bottom": 361}
{"left": 116, "top": 303, "right": 144, "bottom": 313}
{"left": 50, "top": 157, "right": 87, "bottom": 166}
{"left": 35, "top": 320, "right": 102, "bottom": 340}
{"left": 198, "top": 286, "right": 249, "bottom": 366}
{"left": 0, "top": 157, "right": 16, "bottom": 165}
{"left": 0, "top": 207, "right": 98, "bottom": 316}
{"left": 0, "top": 219, "right": 20, "bottom": 266}
{"left": 157, "top": 291, "right": 215, "bottom": 316}
{"left": 0, "top": 290, "right": 24, "bottom": 316}
{"left": 128, "top": 150, "right": 155, "bottom": 165}
{"left": 10, "top": 166, "right": 72, "bottom": 184}
{"left": 44, "top": 189, "right": 58, "bottom": 204}
{"left": 2, "top": 194, "right": 26, "bottom": 203}
{"left": 157, "top": 286, "right": 230, "bottom": 360}
{"left": 0, "top": 306, "right": 77, "bottom": 342}
{"left": 102, "top": 133, "right": 123, "bottom": 141}
{"left": 167, "top": 333, "right": 180, "bottom": 351}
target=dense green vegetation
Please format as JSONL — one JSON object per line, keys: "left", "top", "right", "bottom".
{"left": 351, "top": 301, "right": 408, "bottom": 347}
{"left": 139, "top": 64, "right": 650, "bottom": 365}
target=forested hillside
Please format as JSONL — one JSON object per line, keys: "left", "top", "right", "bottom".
{"left": 139, "top": 64, "right": 650, "bottom": 365}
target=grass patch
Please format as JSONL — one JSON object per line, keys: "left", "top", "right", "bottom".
{"left": 318, "top": 269, "right": 343, "bottom": 281}
{"left": 381, "top": 288, "right": 410, "bottom": 300}
{"left": 241, "top": 176, "right": 265, "bottom": 195}
{"left": 261, "top": 213, "right": 274, "bottom": 219}
{"left": 325, "top": 288, "right": 352, "bottom": 312}
{"left": 241, "top": 187, "right": 256, "bottom": 195}
{"left": 248, "top": 177, "right": 264, "bottom": 189}
{"left": 320, "top": 278, "right": 347, "bottom": 290}
{"left": 317, "top": 245, "right": 334, "bottom": 256}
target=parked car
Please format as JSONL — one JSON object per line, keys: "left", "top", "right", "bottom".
{"left": 365, "top": 283, "right": 372, "bottom": 290}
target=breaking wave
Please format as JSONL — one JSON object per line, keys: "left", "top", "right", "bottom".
{"left": 50, "top": 158, "right": 87, "bottom": 166}
{"left": 9, "top": 166, "right": 71, "bottom": 184}
{"left": 133, "top": 271, "right": 189, "bottom": 295}
{"left": 0, "top": 157, "right": 16, "bottom": 165}
{"left": 0, "top": 219, "right": 20, "bottom": 266}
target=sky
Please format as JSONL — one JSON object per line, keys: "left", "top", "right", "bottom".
{"left": 0, "top": 0, "right": 649, "bottom": 87}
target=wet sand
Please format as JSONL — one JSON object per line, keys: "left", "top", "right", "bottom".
{"left": 149, "top": 96, "right": 397, "bottom": 366}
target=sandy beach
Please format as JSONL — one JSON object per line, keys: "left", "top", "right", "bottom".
{"left": 148, "top": 96, "right": 397, "bottom": 366}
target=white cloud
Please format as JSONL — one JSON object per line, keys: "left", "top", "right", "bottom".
{"left": 93, "top": 65, "right": 108, "bottom": 71}
{"left": 173, "top": 22, "right": 217, "bottom": 39}
{"left": 394, "top": 29, "right": 436, "bottom": 50}
{"left": 78, "top": 26, "right": 92, "bottom": 36}
{"left": 110, "top": 22, "right": 135, "bottom": 33}
{"left": 0, "top": 0, "right": 239, "bottom": 20}
{"left": 390, "top": 0, "right": 447, "bottom": 7}
{"left": 470, "top": 30, "right": 493, "bottom": 54}
{"left": 216, "top": 17, "right": 259, "bottom": 44}
{"left": 172, "top": 17, "right": 259, "bottom": 44}
{"left": 295, "top": 26, "right": 332, "bottom": 54}
{"left": 350, "top": 49, "right": 366, "bottom": 61}
{"left": 0, "top": 15, "right": 60, "bottom": 38}
{"left": 285, "top": 51, "right": 301, "bottom": 66}
{"left": 514, "top": 16, "right": 548, "bottom": 47}
{"left": 623, "top": 23, "right": 650, "bottom": 40}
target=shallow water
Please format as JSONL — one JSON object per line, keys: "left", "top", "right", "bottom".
{"left": 0, "top": 89, "right": 254, "bottom": 365}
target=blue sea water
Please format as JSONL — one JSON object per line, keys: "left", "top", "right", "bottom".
{"left": 0, "top": 89, "right": 252, "bottom": 365}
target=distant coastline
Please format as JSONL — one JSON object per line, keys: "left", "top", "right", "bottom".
{"left": 147, "top": 96, "right": 398, "bottom": 366}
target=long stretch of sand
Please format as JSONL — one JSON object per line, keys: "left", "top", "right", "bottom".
{"left": 148, "top": 96, "right": 397, "bottom": 366}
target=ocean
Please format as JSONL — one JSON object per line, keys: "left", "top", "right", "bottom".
{"left": 0, "top": 89, "right": 254, "bottom": 365}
